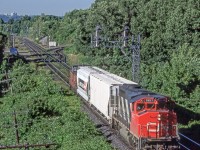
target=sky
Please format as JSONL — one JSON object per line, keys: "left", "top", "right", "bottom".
{"left": 0, "top": 0, "right": 95, "bottom": 16}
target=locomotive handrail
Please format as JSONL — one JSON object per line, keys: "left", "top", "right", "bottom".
{"left": 138, "top": 110, "right": 147, "bottom": 115}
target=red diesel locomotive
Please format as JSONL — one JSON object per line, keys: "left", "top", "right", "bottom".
{"left": 69, "top": 66, "right": 179, "bottom": 149}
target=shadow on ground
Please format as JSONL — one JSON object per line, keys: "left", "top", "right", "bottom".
{"left": 175, "top": 104, "right": 200, "bottom": 146}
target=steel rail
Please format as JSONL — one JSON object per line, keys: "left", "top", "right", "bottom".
{"left": 25, "top": 41, "right": 69, "bottom": 81}
{"left": 46, "top": 63, "right": 70, "bottom": 86}
{"left": 179, "top": 133, "right": 200, "bottom": 147}
{"left": 47, "top": 62, "right": 69, "bottom": 80}
{"left": 24, "top": 39, "right": 70, "bottom": 69}
{"left": 178, "top": 142, "right": 190, "bottom": 150}
{"left": 23, "top": 39, "right": 70, "bottom": 86}
{"left": 178, "top": 132, "right": 200, "bottom": 149}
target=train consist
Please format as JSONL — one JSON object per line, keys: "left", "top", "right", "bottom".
{"left": 69, "top": 66, "right": 179, "bottom": 149}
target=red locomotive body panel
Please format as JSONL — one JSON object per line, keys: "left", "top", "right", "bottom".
{"left": 129, "top": 96, "right": 179, "bottom": 148}
{"left": 131, "top": 111, "right": 178, "bottom": 139}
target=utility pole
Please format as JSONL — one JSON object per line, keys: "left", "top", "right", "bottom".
{"left": 91, "top": 25, "right": 141, "bottom": 83}
{"left": 12, "top": 34, "right": 15, "bottom": 47}
{"left": 131, "top": 35, "right": 140, "bottom": 83}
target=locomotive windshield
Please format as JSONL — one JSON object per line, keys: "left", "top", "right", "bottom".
{"left": 147, "top": 103, "right": 155, "bottom": 109}
{"left": 137, "top": 103, "right": 145, "bottom": 111}
{"left": 134, "top": 97, "right": 175, "bottom": 113}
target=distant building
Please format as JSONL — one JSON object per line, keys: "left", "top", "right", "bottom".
{"left": 49, "top": 41, "right": 57, "bottom": 47}
{"left": 0, "top": 12, "right": 21, "bottom": 23}
{"left": 41, "top": 13, "right": 45, "bottom": 17}
{"left": 11, "top": 12, "right": 17, "bottom": 17}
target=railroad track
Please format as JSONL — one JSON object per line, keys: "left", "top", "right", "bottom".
{"left": 23, "top": 38, "right": 70, "bottom": 86}
{"left": 22, "top": 38, "right": 134, "bottom": 150}
{"left": 22, "top": 38, "right": 200, "bottom": 150}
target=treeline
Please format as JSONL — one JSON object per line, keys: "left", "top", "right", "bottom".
{"left": 3, "top": 0, "right": 200, "bottom": 116}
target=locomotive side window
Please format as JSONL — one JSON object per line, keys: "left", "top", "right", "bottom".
{"left": 132, "top": 103, "right": 134, "bottom": 111}
{"left": 137, "top": 103, "right": 145, "bottom": 111}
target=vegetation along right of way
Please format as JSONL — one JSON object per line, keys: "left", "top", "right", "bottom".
{"left": 0, "top": 59, "right": 113, "bottom": 149}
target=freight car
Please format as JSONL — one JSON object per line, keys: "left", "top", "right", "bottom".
{"left": 70, "top": 66, "right": 180, "bottom": 150}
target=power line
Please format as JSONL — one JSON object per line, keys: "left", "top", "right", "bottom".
{"left": 91, "top": 25, "right": 141, "bottom": 83}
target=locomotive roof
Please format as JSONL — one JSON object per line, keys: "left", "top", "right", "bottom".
{"left": 119, "top": 84, "right": 166, "bottom": 103}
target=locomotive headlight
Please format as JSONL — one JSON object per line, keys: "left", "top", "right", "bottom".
{"left": 158, "top": 114, "right": 161, "bottom": 121}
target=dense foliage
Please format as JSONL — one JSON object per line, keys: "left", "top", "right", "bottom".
{"left": 0, "top": 32, "right": 7, "bottom": 65}
{"left": 0, "top": 61, "right": 112, "bottom": 149}
{"left": 2, "top": 0, "right": 199, "bottom": 132}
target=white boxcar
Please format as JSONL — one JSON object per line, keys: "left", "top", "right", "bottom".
{"left": 77, "top": 66, "right": 99, "bottom": 101}
{"left": 89, "top": 72, "right": 137, "bottom": 119}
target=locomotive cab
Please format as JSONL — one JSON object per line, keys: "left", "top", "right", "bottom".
{"left": 130, "top": 96, "right": 179, "bottom": 149}
{"left": 134, "top": 97, "right": 175, "bottom": 113}
{"left": 117, "top": 85, "right": 179, "bottom": 149}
